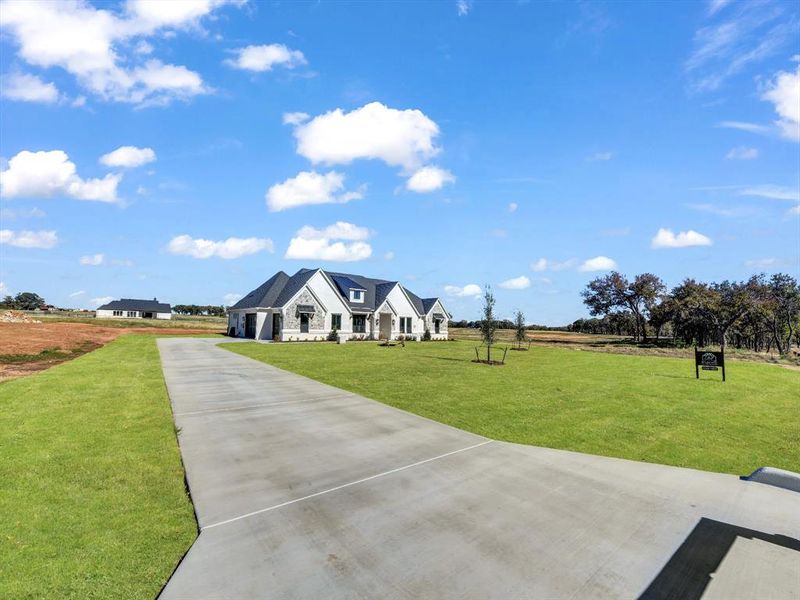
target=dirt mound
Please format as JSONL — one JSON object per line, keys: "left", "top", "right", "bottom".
{"left": 0, "top": 310, "right": 41, "bottom": 324}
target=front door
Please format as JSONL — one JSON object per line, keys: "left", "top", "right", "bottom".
{"left": 271, "top": 314, "right": 281, "bottom": 339}
{"left": 379, "top": 313, "right": 392, "bottom": 339}
{"left": 245, "top": 313, "right": 256, "bottom": 339}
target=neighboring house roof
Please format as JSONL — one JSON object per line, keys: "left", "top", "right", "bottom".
{"left": 97, "top": 298, "right": 171, "bottom": 312}
{"left": 229, "top": 267, "right": 448, "bottom": 317}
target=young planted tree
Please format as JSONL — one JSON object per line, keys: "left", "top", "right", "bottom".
{"left": 480, "top": 286, "right": 498, "bottom": 362}
{"left": 514, "top": 309, "right": 526, "bottom": 348}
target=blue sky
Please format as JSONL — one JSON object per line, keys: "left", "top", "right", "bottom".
{"left": 1, "top": 0, "right": 798, "bottom": 325}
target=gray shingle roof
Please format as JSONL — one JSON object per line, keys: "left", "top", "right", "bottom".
{"left": 229, "top": 268, "right": 447, "bottom": 318}
{"left": 229, "top": 271, "right": 290, "bottom": 310}
{"left": 97, "top": 298, "right": 171, "bottom": 312}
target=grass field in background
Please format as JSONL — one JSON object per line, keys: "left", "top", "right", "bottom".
{"left": 29, "top": 312, "right": 226, "bottom": 330}
{"left": 225, "top": 340, "right": 800, "bottom": 475}
{"left": 0, "top": 336, "right": 196, "bottom": 599}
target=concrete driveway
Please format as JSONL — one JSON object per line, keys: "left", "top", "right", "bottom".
{"left": 158, "top": 338, "right": 800, "bottom": 599}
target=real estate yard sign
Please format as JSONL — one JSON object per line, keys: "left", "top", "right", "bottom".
{"left": 695, "top": 348, "right": 726, "bottom": 382}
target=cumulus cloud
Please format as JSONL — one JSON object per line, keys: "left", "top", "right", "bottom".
{"left": 80, "top": 253, "right": 105, "bottom": 266}
{"left": 225, "top": 44, "right": 306, "bottom": 72}
{"left": 405, "top": 166, "right": 455, "bottom": 193}
{"left": 292, "top": 102, "right": 441, "bottom": 170}
{"left": 1, "top": 72, "right": 60, "bottom": 103}
{"left": 651, "top": 228, "right": 713, "bottom": 249}
{"left": 444, "top": 283, "right": 482, "bottom": 297}
{"left": 0, "top": 0, "right": 236, "bottom": 105}
{"left": 744, "top": 257, "right": 780, "bottom": 268}
{"left": 0, "top": 229, "right": 58, "bottom": 249}
{"left": 508, "top": 202, "right": 518, "bottom": 213}
{"left": 725, "top": 146, "right": 758, "bottom": 159}
{"left": 266, "top": 170, "right": 364, "bottom": 212}
{"left": 498, "top": 276, "right": 531, "bottom": 290}
{"left": 578, "top": 256, "right": 617, "bottom": 272}
{"left": 0, "top": 207, "right": 46, "bottom": 220}
{"left": 284, "top": 221, "right": 372, "bottom": 262}
{"left": 223, "top": 292, "right": 242, "bottom": 306}
{"left": 761, "top": 66, "right": 800, "bottom": 141}
{"left": 0, "top": 150, "right": 121, "bottom": 202}
{"left": 531, "top": 257, "right": 577, "bottom": 272}
{"left": 167, "top": 234, "right": 274, "bottom": 259}
{"left": 99, "top": 145, "right": 156, "bottom": 168}
{"left": 457, "top": 0, "right": 472, "bottom": 16}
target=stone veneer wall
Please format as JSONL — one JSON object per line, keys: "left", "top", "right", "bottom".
{"left": 425, "top": 312, "right": 448, "bottom": 334}
{"left": 284, "top": 289, "right": 325, "bottom": 330}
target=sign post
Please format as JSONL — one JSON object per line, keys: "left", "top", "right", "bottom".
{"left": 695, "top": 347, "right": 725, "bottom": 382}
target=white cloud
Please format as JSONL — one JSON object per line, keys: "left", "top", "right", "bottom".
{"left": 90, "top": 296, "right": 114, "bottom": 308}
{"left": 587, "top": 151, "right": 613, "bottom": 161}
{"left": 761, "top": 65, "right": 800, "bottom": 141}
{"left": 1, "top": 72, "right": 60, "bottom": 103}
{"left": 0, "top": 150, "right": 121, "bottom": 203}
{"left": 266, "top": 170, "right": 364, "bottom": 212}
{"left": 707, "top": 0, "right": 731, "bottom": 16}
{"left": 0, "top": 229, "right": 58, "bottom": 249}
{"left": 292, "top": 102, "right": 441, "bottom": 171}
{"left": 223, "top": 292, "right": 242, "bottom": 306}
{"left": 0, "top": 0, "right": 235, "bottom": 106}
{"left": 725, "top": 146, "right": 758, "bottom": 159}
{"left": 69, "top": 290, "right": 86, "bottom": 297}
{"left": 578, "top": 256, "right": 617, "bottom": 271}
{"left": 739, "top": 184, "right": 799, "bottom": 201}
{"left": 716, "top": 121, "right": 772, "bottom": 134}
{"left": 282, "top": 111, "right": 309, "bottom": 125}
{"left": 99, "top": 145, "right": 156, "bottom": 168}
{"left": 80, "top": 253, "right": 105, "bottom": 266}
{"left": 685, "top": 4, "right": 795, "bottom": 93}
{"left": 284, "top": 221, "right": 372, "bottom": 262}
{"left": 444, "top": 284, "right": 482, "bottom": 297}
{"left": 0, "top": 281, "right": 7, "bottom": 295}
{"left": 744, "top": 257, "right": 779, "bottom": 269}
{"left": 651, "top": 228, "right": 713, "bottom": 249}
{"left": 167, "top": 234, "right": 274, "bottom": 259}
{"left": 457, "top": 0, "right": 472, "bottom": 16}
{"left": 0, "top": 207, "right": 46, "bottom": 220}
{"left": 508, "top": 202, "right": 518, "bottom": 213}
{"left": 531, "top": 257, "right": 577, "bottom": 272}
{"left": 225, "top": 44, "right": 306, "bottom": 72}
{"left": 405, "top": 166, "right": 455, "bottom": 193}
{"left": 786, "top": 205, "right": 800, "bottom": 218}
{"left": 498, "top": 276, "right": 531, "bottom": 290}
{"left": 384, "top": 251, "right": 395, "bottom": 261}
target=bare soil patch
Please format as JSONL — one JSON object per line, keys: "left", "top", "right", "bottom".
{"left": 0, "top": 322, "right": 220, "bottom": 380}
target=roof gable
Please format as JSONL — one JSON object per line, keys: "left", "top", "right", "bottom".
{"left": 230, "top": 271, "right": 290, "bottom": 310}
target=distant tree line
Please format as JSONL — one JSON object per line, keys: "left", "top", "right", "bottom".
{"left": 172, "top": 304, "right": 226, "bottom": 317}
{"left": 450, "top": 318, "right": 559, "bottom": 331}
{"left": 577, "top": 271, "right": 799, "bottom": 354}
{"left": 1, "top": 292, "right": 47, "bottom": 310}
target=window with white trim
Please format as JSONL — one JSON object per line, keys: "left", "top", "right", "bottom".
{"left": 113, "top": 310, "right": 123, "bottom": 316}
{"left": 127, "top": 311, "right": 137, "bottom": 317}
{"left": 350, "top": 289, "right": 364, "bottom": 302}
{"left": 331, "top": 313, "right": 342, "bottom": 330}
{"left": 399, "top": 317, "right": 412, "bottom": 333}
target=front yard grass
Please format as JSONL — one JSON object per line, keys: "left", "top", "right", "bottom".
{"left": 0, "top": 335, "right": 196, "bottom": 599}
{"left": 224, "top": 340, "right": 800, "bottom": 475}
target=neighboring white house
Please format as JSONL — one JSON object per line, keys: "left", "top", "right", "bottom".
{"left": 96, "top": 298, "right": 172, "bottom": 320}
{"left": 227, "top": 268, "right": 450, "bottom": 341}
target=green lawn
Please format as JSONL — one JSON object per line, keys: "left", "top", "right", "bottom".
{"left": 224, "top": 340, "right": 800, "bottom": 475}
{"left": 0, "top": 335, "right": 196, "bottom": 599}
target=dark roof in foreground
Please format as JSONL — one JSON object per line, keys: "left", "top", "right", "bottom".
{"left": 230, "top": 268, "right": 442, "bottom": 314}
{"left": 97, "top": 298, "right": 171, "bottom": 312}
